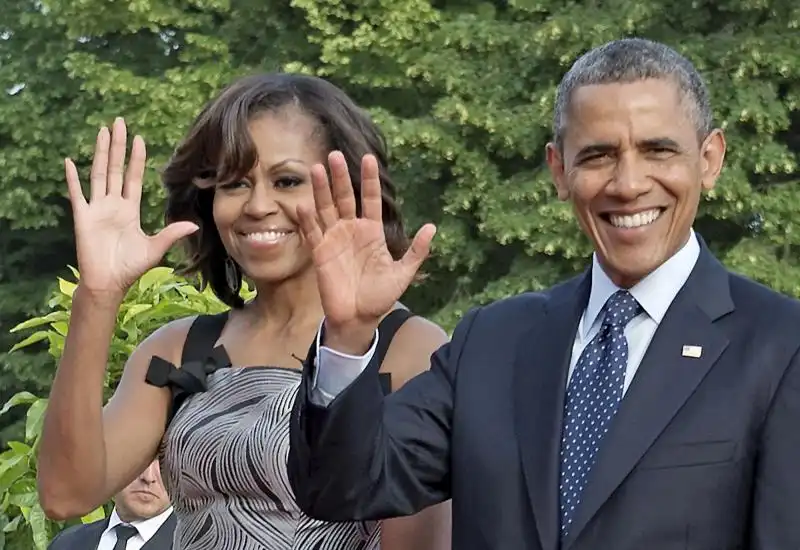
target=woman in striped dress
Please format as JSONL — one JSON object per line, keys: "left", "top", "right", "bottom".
{"left": 37, "top": 73, "right": 451, "bottom": 550}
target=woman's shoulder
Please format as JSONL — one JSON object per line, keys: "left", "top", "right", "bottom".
{"left": 134, "top": 315, "right": 203, "bottom": 368}
{"left": 378, "top": 305, "right": 449, "bottom": 388}
{"left": 382, "top": 304, "right": 447, "bottom": 342}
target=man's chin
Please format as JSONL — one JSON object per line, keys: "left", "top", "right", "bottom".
{"left": 594, "top": 245, "right": 667, "bottom": 287}
{"left": 128, "top": 503, "right": 165, "bottom": 519}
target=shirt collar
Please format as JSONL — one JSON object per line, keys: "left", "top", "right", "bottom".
{"left": 104, "top": 506, "right": 174, "bottom": 542}
{"left": 581, "top": 229, "right": 700, "bottom": 338}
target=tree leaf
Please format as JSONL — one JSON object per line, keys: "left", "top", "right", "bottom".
{"left": 138, "top": 267, "right": 175, "bottom": 292}
{"left": 46, "top": 333, "right": 65, "bottom": 359}
{"left": 8, "top": 331, "right": 50, "bottom": 353}
{"left": 57, "top": 278, "right": 77, "bottom": 298}
{"left": 7, "top": 492, "right": 37, "bottom": 509}
{"left": 81, "top": 506, "right": 105, "bottom": 524}
{"left": 9, "top": 311, "right": 68, "bottom": 333}
{"left": 121, "top": 304, "right": 153, "bottom": 326}
{"left": 0, "top": 393, "right": 38, "bottom": 417}
{"left": 28, "top": 504, "right": 48, "bottom": 550}
{"left": 50, "top": 322, "right": 68, "bottom": 337}
{"left": 3, "top": 515, "right": 22, "bottom": 533}
{"left": 25, "top": 400, "right": 47, "bottom": 443}
{"left": 5, "top": 443, "right": 30, "bottom": 456}
{"left": 0, "top": 456, "right": 29, "bottom": 495}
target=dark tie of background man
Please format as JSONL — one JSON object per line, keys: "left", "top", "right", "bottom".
{"left": 112, "top": 524, "right": 138, "bottom": 550}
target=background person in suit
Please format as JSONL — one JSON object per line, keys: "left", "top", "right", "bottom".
{"left": 288, "top": 37, "right": 800, "bottom": 549}
{"left": 48, "top": 459, "right": 174, "bottom": 550}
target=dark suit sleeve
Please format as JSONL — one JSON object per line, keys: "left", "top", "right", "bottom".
{"left": 47, "top": 524, "right": 77, "bottom": 550}
{"left": 751, "top": 346, "right": 800, "bottom": 548}
{"left": 47, "top": 529, "right": 64, "bottom": 550}
{"left": 288, "top": 307, "right": 481, "bottom": 522}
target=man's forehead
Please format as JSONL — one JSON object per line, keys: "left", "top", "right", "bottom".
{"left": 561, "top": 79, "right": 696, "bottom": 144}
{"left": 571, "top": 79, "right": 683, "bottom": 114}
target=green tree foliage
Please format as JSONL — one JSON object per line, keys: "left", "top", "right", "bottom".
{"left": 363, "top": 0, "right": 800, "bottom": 326}
{"left": 3, "top": 0, "right": 797, "bottom": 340}
{"left": 0, "top": 267, "right": 254, "bottom": 549}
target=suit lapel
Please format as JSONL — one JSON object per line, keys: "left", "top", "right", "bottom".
{"left": 563, "top": 247, "right": 734, "bottom": 548}
{"left": 93, "top": 519, "right": 110, "bottom": 547}
{"left": 141, "top": 513, "right": 176, "bottom": 549}
{"left": 515, "top": 273, "right": 590, "bottom": 550}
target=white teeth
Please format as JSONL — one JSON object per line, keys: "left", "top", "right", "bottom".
{"left": 244, "top": 231, "right": 292, "bottom": 243}
{"left": 608, "top": 209, "right": 661, "bottom": 228}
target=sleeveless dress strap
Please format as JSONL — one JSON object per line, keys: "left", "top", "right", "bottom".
{"left": 146, "top": 312, "right": 232, "bottom": 426}
{"left": 375, "top": 308, "right": 414, "bottom": 396}
{"left": 181, "top": 312, "right": 230, "bottom": 364}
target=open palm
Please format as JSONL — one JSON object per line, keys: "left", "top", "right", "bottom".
{"left": 65, "top": 118, "right": 198, "bottom": 296}
{"left": 298, "top": 152, "right": 436, "bottom": 327}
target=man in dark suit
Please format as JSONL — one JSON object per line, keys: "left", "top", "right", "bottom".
{"left": 288, "top": 37, "right": 800, "bottom": 549}
{"left": 48, "top": 459, "right": 174, "bottom": 550}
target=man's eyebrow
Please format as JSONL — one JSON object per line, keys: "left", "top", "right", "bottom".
{"left": 575, "top": 143, "right": 618, "bottom": 158}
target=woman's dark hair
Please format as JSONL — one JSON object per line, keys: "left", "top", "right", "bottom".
{"left": 163, "top": 73, "right": 410, "bottom": 308}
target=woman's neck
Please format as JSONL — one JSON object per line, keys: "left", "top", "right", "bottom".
{"left": 244, "top": 267, "right": 324, "bottom": 330}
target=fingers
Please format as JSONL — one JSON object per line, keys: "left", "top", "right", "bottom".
{"left": 89, "top": 127, "right": 110, "bottom": 202}
{"left": 310, "top": 163, "right": 338, "bottom": 230}
{"left": 150, "top": 221, "right": 199, "bottom": 258}
{"left": 106, "top": 118, "right": 127, "bottom": 196}
{"left": 64, "top": 158, "right": 87, "bottom": 212}
{"left": 312, "top": 152, "right": 380, "bottom": 229}
{"left": 400, "top": 223, "right": 437, "bottom": 274}
{"left": 360, "top": 154, "right": 382, "bottom": 223}
{"left": 296, "top": 204, "right": 324, "bottom": 250}
{"left": 123, "top": 135, "right": 146, "bottom": 202}
{"left": 329, "top": 151, "right": 356, "bottom": 220}
{"left": 85, "top": 118, "right": 145, "bottom": 203}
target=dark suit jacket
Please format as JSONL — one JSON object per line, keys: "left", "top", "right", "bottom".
{"left": 48, "top": 513, "right": 175, "bottom": 550}
{"left": 290, "top": 243, "right": 800, "bottom": 550}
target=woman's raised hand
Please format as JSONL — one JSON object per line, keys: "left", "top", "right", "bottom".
{"left": 65, "top": 118, "right": 198, "bottom": 298}
{"left": 297, "top": 152, "right": 436, "bottom": 338}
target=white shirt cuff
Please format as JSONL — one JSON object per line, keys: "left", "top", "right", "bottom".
{"left": 309, "top": 318, "right": 379, "bottom": 406}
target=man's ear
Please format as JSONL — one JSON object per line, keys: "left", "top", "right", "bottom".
{"left": 546, "top": 142, "right": 570, "bottom": 201}
{"left": 700, "top": 128, "right": 726, "bottom": 191}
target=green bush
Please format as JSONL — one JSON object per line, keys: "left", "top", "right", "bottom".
{"left": 0, "top": 267, "right": 253, "bottom": 549}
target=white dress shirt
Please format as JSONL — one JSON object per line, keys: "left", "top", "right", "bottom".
{"left": 312, "top": 230, "right": 700, "bottom": 404}
{"left": 97, "top": 506, "right": 174, "bottom": 550}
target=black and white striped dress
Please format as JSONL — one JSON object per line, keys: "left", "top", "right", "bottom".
{"left": 145, "top": 311, "right": 409, "bottom": 549}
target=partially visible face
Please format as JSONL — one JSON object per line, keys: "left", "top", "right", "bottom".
{"left": 114, "top": 460, "right": 170, "bottom": 522}
{"left": 546, "top": 78, "right": 726, "bottom": 288}
{"left": 213, "top": 108, "right": 325, "bottom": 284}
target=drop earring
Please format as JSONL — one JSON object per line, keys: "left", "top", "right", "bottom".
{"left": 224, "top": 257, "right": 241, "bottom": 296}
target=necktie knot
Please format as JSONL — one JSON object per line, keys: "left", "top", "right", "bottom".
{"left": 114, "top": 524, "right": 138, "bottom": 544}
{"left": 603, "top": 290, "right": 641, "bottom": 328}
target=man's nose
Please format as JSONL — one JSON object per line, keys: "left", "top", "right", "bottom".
{"left": 607, "top": 153, "right": 652, "bottom": 199}
{"left": 139, "top": 462, "right": 159, "bottom": 484}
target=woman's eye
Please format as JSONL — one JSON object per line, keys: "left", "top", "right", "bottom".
{"left": 275, "top": 177, "right": 303, "bottom": 188}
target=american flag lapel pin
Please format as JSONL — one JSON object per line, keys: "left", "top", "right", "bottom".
{"left": 681, "top": 345, "right": 702, "bottom": 358}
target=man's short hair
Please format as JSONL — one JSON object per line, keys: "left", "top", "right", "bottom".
{"left": 553, "top": 38, "right": 714, "bottom": 146}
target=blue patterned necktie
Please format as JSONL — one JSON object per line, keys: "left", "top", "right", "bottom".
{"left": 559, "top": 290, "right": 642, "bottom": 536}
